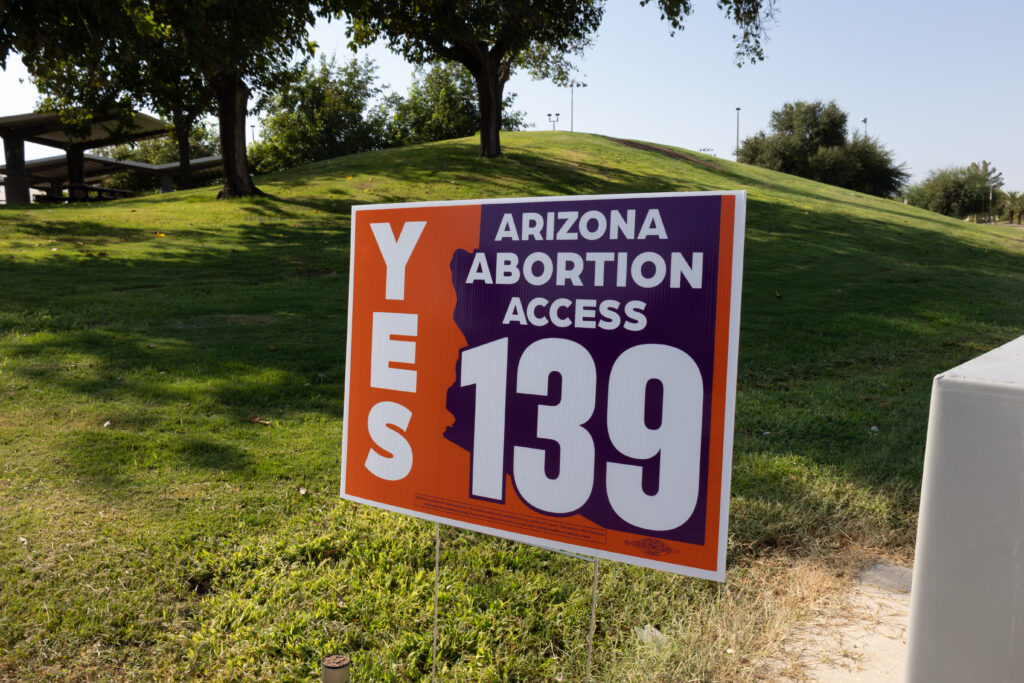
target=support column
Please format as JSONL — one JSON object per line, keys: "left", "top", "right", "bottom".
{"left": 2, "top": 135, "right": 31, "bottom": 205}
{"left": 67, "top": 146, "right": 85, "bottom": 201}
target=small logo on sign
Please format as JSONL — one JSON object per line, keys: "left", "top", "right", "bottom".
{"left": 625, "top": 538, "right": 680, "bottom": 557}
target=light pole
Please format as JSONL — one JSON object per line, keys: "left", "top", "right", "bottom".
{"left": 250, "top": 124, "right": 256, "bottom": 145}
{"left": 735, "top": 107, "right": 741, "bottom": 159}
{"left": 861, "top": 117, "right": 867, "bottom": 137}
{"left": 568, "top": 81, "right": 586, "bottom": 132}
{"left": 547, "top": 113, "right": 560, "bottom": 131}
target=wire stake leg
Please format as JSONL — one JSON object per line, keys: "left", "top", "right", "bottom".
{"left": 586, "top": 557, "right": 599, "bottom": 682}
{"left": 432, "top": 522, "right": 440, "bottom": 683}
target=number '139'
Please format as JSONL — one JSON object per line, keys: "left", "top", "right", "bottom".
{"left": 460, "top": 338, "right": 704, "bottom": 532}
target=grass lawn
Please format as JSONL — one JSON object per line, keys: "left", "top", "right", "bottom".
{"left": 2, "top": 132, "right": 1023, "bottom": 681}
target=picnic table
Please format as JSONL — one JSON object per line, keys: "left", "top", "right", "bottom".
{"left": 68, "top": 183, "right": 136, "bottom": 201}
{"left": 34, "top": 184, "right": 136, "bottom": 203}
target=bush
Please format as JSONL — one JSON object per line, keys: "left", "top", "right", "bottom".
{"left": 738, "top": 100, "right": 908, "bottom": 197}
{"left": 385, "top": 62, "right": 526, "bottom": 146}
{"left": 905, "top": 161, "right": 1003, "bottom": 220}
{"left": 250, "top": 56, "right": 389, "bottom": 174}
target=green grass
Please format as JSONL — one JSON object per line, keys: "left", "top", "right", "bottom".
{"left": 2, "top": 132, "right": 1023, "bottom": 681}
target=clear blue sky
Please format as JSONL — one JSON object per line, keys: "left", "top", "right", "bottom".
{"left": 3, "top": 0, "right": 1022, "bottom": 190}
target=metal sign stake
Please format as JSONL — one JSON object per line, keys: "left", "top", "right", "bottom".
{"left": 587, "top": 558, "right": 599, "bottom": 682}
{"left": 432, "top": 521, "right": 441, "bottom": 683}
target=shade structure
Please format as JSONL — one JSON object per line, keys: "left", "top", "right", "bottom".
{"left": 1, "top": 110, "right": 171, "bottom": 205}
{"left": 0, "top": 153, "right": 222, "bottom": 199}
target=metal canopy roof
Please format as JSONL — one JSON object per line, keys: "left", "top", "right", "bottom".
{"left": 0, "top": 110, "right": 170, "bottom": 151}
{"left": 0, "top": 153, "right": 223, "bottom": 191}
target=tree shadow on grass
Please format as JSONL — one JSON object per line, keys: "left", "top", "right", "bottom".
{"left": 56, "top": 429, "right": 252, "bottom": 493}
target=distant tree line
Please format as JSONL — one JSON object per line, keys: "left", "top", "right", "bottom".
{"left": 249, "top": 57, "right": 527, "bottom": 175}
{"left": 737, "top": 100, "right": 909, "bottom": 197}
{"left": 904, "top": 161, "right": 1021, "bottom": 223}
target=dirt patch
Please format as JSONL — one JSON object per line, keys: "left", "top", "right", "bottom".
{"left": 765, "top": 562, "right": 911, "bottom": 681}
{"left": 607, "top": 137, "right": 724, "bottom": 170}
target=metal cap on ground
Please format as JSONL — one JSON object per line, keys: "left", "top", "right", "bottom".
{"left": 321, "top": 654, "right": 351, "bottom": 683}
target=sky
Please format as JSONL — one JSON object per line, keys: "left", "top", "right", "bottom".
{"left": 3, "top": 0, "right": 1023, "bottom": 190}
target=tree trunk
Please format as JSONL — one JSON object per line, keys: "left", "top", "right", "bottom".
{"left": 208, "top": 72, "right": 260, "bottom": 198}
{"left": 2, "top": 135, "right": 30, "bottom": 205}
{"left": 67, "top": 146, "right": 86, "bottom": 201}
{"left": 172, "top": 108, "right": 194, "bottom": 190}
{"left": 467, "top": 50, "right": 506, "bottom": 158}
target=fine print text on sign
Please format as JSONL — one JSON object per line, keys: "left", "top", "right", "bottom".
{"left": 341, "top": 192, "right": 746, "bottom": 580}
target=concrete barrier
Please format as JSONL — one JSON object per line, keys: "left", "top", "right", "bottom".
{"left": 905, "top": 335, "right": 1024, "bottom": 681}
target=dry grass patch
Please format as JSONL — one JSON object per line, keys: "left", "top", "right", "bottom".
{"left": 606, "top": 552, "right": 852, "bottom": 681}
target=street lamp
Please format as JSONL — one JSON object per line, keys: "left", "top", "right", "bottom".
{"left": 250, "top": 124, "right": 256, "bottom": 145}
{"left": 567, "top": 80, "right": 587, "bottom": 132}
{"left": 735, "top": 107, "right": 741, "bottom": 159}
{"left": 861, "top": 117, "right": 867, "bottom": 137}
{"left": 547, "top": 113, "right": 560, "bottom": 131}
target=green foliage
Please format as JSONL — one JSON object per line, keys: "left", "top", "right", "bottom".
{"left": 1004, "top": 190, "right": 1024, "bottom": 223}
{"left": 249, "top": 58, "right": 528, "bottom": 174}
{"left": 9, "top": 1, "right": 216, "bottom": 192}
{"left": 250, "top": 56, "right": 388, "bottom": 174}
{"left": 905, "top": 161, "right": 1004, "bottom": 219}
{"left": 340, "top": 0, "right": 602, "bottom": 68}
{"left": 148, "top": 0, "right": 337, "bottom": 196}
{"left": 738, "top": 100, "right": 909, "bottom": 197}
{"left": 386, "top": 62, "right": 527, "bottom": 147}
{"left": 2, "top": 2, "right": 142, "bottom": 138}
{"left": 339, "top": 0, "right": 603, "bottom": 156}
{"left": 643, "top": 0, "right": 777, "bottom": 63}
{"left": 3, "top": 0, "right": 213, "bottom": 146}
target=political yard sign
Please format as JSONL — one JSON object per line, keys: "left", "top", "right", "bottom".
{"left": 341, "top": 192, "right": 746, "bottom": 580}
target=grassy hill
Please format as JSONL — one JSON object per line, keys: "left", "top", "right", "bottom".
{"left": 2, "top": 132, "right": 1023, "bottom": 681}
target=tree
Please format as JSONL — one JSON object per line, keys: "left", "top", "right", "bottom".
{"left": 26, "top": 18, "right": 215, "bottom": 190}
{"left": 1004, "top": 190, "right": 1023, "bottom": 224}
{"left": 905, "top": 161, "right": 1004, "bottom": 219}
{"left": 130, "top": 37, "right": 217, "bottom": 190}
{"left": 843, "top": 133, "right": 911, "bottom": 198}
{"left": 738, "top": 100, "right": 909, "bottom": 197}
{"left": 337, "top": 0, "right": 775, "bottom": 157}
{"left": 386, "top": 61, "right": 527, "bottom": 147}
{"left": 1, "top": 1, "right": 151, "bottom": 200}
{"left": 337, "top": 0, "right": 600, "bottom": 158}
{"left": 147, "top": 0, "right": 336, "bottom": 197}
{"left": 249, "top": 56, "right": 388, "bottom": 174}
{"left": 742, "top": 100, "right": 848, "bottom": 176}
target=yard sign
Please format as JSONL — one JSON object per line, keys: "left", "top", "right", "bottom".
{"left": 341, "top": 192, "right": 745, "bottom": 580}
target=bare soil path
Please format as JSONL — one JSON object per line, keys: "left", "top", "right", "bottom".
{"left": 768, "top": 563, "right": 912, "bottom": 681}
